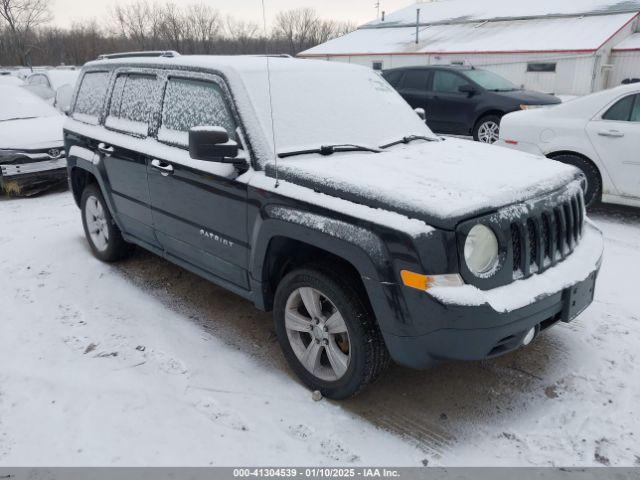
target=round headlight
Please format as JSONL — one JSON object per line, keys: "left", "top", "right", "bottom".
{"left": 464, "top": 224, "right": 499, "bottom": 276}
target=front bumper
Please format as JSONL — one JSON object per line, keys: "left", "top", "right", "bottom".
{"left": 380, "top": 223, "right": 604, "bottom": 369}
{"left": 1, "top": 157, "right": 67, "bottom": 177}
{"left": 1, "top": 158, "right": 68, "bottom": 196}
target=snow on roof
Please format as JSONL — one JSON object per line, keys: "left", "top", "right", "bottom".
{"left": 366, "top": 0, "right": 640, "bottom": 27}
{"left": 301, "top": 13, "right": 638, "bottom": 56}
{"left": 85, "top": 55, "right": 433, "bottom": 164}
{"left": 613, "top": 31, "right": 640, "bottom": 50}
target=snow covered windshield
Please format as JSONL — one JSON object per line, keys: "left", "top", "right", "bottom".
{"left": 240, "top": 61, "right": 437, "bottom": 156}
{"left": 465, "top": 69, "right": 518, "bottom": 92}
{"left": 0, "top": 85, "right": 60, "bottom": 122}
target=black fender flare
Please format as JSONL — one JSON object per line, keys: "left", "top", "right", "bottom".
{"left": 67, "top": 148, "right": 125, "bottom": 234}
{"left": 249, "top": 205, "right": 407, "bottom": 334}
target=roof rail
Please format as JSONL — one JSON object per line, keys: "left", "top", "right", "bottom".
{"left": 97, "top": 51, "right": 180, "bottom": 60}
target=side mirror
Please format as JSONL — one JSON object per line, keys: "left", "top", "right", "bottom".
{"left": 458, "top": 84, "right": 478, "bottom": 96}
{"left": 55, "top": 84, "right": 73, "bottom": 113}
{"left": 188, "top": 126, "right": 240, "bottom": 163}
{"left": 414, "top": 108, "right": 426, "bottom": 121}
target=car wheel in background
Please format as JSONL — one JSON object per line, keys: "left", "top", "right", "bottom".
{"left": 273, "top": 265, "right": 389, "bottom": 399}
{"left": 550, "top": 154, "right": 602, "bottom": 208}
{"left": 473, "top": 114, "right": 502, "bottom": 144}
{"left": 81, "top": 184, "right": 133, "bottom": 262}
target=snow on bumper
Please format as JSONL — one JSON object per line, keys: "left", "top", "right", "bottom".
{"left": 429, "top": 221, "right": 604, "bottom": 313}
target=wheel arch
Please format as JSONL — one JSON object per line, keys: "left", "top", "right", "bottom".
{"left": 475, "top": 109, "right": 505, "bottom": 125}
{"left": 250, "top": 207, "right": 393, "bottom": 321}
{"left": 546, "top": 150, "right": 603, "bottom": 186}
{"left": 69, "top": 166, "right": 98, "bottom": 207}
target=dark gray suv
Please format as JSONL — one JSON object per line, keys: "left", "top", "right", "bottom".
{"left": 383, "top": 66, "right": 561, "bottom": 143}
{"left": 64, "top": 53, "right": 602, "bottom": 399}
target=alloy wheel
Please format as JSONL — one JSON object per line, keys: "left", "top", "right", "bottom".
{"left": 478, "top": 120, "right": 500, "bottom": 143}
{"left": 284, "top": 287, "right": 351, "bottom": 382}
{"left": 84, "top": 195, "right": 110, "bottom": 252}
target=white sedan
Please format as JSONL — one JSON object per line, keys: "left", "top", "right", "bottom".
{"left": 497, "top": 83, "right": 640, "bottom": 208}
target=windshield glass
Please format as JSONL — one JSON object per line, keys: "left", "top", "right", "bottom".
{"left": 465, "top": 69, "right": 518, "bottom": 91}
{"left": 0, "top": 85, "right": 59, "bottom": 121}
{"left": 241, "top": 61, "right": 437, "bottom": 156}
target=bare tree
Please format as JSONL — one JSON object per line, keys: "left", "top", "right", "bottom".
{"left": 185, "top": 3, "right": 222, "bottom": 54}
{"left": 273, "top": 8, "right": 355, "bottom": 55}
{"left": 0, "top": 0, "right": 51, "bottom": 64}
{"left": 112, "top": 0, "right": 163, "bottom": 51}
{"left": 0, "top": 1, "right": 356, "bottom": 66}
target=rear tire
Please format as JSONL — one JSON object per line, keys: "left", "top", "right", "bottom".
{"left": 473, "top": 114, "right": 502, "bottom": 143}
{"left": 80, "top": 184, "right": 132, "bottom": 262}
{"left": 273, "top": 264, "right": 390, "bottom": 399}
{"left": 550, "top": 154, "right": 602, "bottom": 208}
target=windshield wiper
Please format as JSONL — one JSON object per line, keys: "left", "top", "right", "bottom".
{"left": 380, "top": 135, "right": 438, "bottom": 149}
{"left": 279, "top": 144, "right": 381, "bottom": 159}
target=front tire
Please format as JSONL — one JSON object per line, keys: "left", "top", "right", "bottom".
{"left": 273, "top": 265, "right": 389, "bottom": 399}
{"left": 473, "top": 114, "right": 502, "bottom": 143}
{"left": 81, "top": 184, "right": 132, "bottom": 262}
{"left": 550, "top": 154, "right": 602, "bottom": 208}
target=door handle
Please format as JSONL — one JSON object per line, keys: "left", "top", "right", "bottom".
{"left": 151, "top": 159, "right": 174, "bottom": 176}
{"left": 97, "top": 143, "right": 114, "bottom": 156}
{"left": 598, "top": 130, "right": 624, "bottom": 138}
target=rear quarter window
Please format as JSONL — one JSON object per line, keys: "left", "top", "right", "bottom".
{"left": 603, "top": 94, "right": 635, "bottom": 121}
{"left": 72, "top": 71, "right": 110, "bottom": 125}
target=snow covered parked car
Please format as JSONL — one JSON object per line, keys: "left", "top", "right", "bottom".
{"left": 0, "top": 85, "right": 67, "bottom": 195}
{"left": 25, "top": 69, "right": 80, "bottom": 112}
{"left": 0, "top": 71, "right": 24, "bottom": 86}
{"left": 497, "top": 83, "right": 640, "bottom": 208}
{"left": 64, "top": 53, "right": 604, "bottom": 399}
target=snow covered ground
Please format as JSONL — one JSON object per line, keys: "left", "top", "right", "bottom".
{"left": 1, "top": 190, "right": 639, "bottom": 466}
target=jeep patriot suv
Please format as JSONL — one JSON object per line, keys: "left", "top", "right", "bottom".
{"left": 64, "top": 53, "right": 604, "bottom": 399}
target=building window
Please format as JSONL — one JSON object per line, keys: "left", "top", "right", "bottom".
{"left": 372, "top": 62, "right": 383, "bottom": 71}
{"left": 527, "top": 63, "right": 556, "bottom": 73}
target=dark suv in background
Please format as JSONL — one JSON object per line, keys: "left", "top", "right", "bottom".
{"left": 383, "top": 66, "right": 561, "bottom": 143}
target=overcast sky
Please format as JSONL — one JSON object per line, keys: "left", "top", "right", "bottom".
{"left": 51, "top": 0, "right": 415, "bottom": 28}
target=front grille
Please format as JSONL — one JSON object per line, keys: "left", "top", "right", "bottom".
{"left": 510, "top": 189, "right": 585, "bottom": 279}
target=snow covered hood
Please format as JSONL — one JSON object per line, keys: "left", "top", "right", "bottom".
{"left": 266, "top": 138, "right": 580, "bottom": 230}
{"left": 0, "top": 116, "right": 65, "bottom": 150}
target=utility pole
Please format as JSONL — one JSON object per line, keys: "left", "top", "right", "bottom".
{"left": 374, "top": 1, "right": 381, "bottom": 19}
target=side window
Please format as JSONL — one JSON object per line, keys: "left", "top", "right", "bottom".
{"left": 602, "top": 94, "right": 635, "bottom": 121}
{"left": 158, "top": 77, "right": 236, "bottom": 148}
{"left": 630, "top": 95, "right": 640, "bottom": 122}
{"left": 433, "top": 71, "right": 469, "bottom": 94}
{"left": 73, "top": 71, "right": 110, "bottom": 125}
{"left": 105, "top": 74, "right": 157, "bottom": 137}
{"left": 401, "top": 70, "right": 428, "bottom": 90}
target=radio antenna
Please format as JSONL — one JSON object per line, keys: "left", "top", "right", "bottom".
{"left": 261, "top": 0, "right": 280, "bottom": 188}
